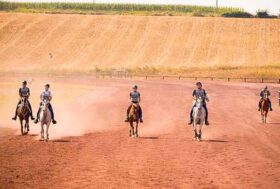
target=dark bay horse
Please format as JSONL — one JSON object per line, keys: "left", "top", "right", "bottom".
{"left": 261, "top": 92, "right": 269, "bottom": 124}
{"left": 128, "top": 103, "right": 140, "bottom": 138}
{"left": 17, "top": 97, "right": 31, "bottom": 135}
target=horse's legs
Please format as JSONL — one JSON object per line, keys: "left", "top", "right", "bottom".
{"left": 26, "top": 118, "right": 29, "bottom": 132}
{"left": 41, "top": 124, "right": 44, "bottom": 140}
{"left": 20, "top": 120, "right": 24, "bottom": 135}
{"left": 130, "top": 122, "right": 134, "bottom": 137}
{"left": 46, "top": 123, "right": 50, "bottom": 141}
{"left": 135, "top": 122, "right": 138, "bottom": 137}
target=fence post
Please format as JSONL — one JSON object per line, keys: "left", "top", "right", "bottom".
{"left": 179, "top": 76, "right": 181, "bottom": 80}
{"left": 244, "top": 78, "right": 247, "bottom": 82}
{"left": 195, "top": 77, "right": 197, "bottom": 80}
{"left": 162, "top": 76, "right": 165, "bottom": 80}
{"left": 145, "top": 75, "right": 148, "bottom": 80}
{"left": 228, "top": 78, "right": 230, "bottom": 82}
{"left": 278, "top": 79, "right": 280, "bottom": 84}
{"left": 211, "top": 77, "right": 213, "bottom": 81}
{"left": 261, "top": 78, "right": 264, "bottom": 83}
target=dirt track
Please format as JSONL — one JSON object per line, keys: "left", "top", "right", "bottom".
{"left": 0, "top": 13, "right": 280, "bottom": 71}
{"left": 0, "top": 77, "right": 280, "bottom": 188}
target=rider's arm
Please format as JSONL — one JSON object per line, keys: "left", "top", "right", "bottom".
{"left": 268, "top": 91, "right": 271, "bottom": 96}
{"left": 27, "top": 88, "right": 30, "bottom": 98}
{"left": 48, "top": 91, "right": 52, "bottom": 101}
{"left": 19, "top": 88, "right": 22, "bottom": 98}
{"left": 192, "top": 90, "right": 196, "bottom": 100}
{"left": 138, "top": 93, "right": 141, "bottom": 103}
{"left": 204, "top": 90, "right": 210, "bottom": 102}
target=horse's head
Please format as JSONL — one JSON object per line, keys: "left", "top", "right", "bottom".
{"left": 263, "top": 91, "right": 268, "bottom": 99}
{"left": 130, "top": 103, "right": 139, "bottom": 120}
{"left": 20, "top": 97, "right": 28, "bottom": 108}
{"left": 195, "top": 97, "right": 203, "bottom": 109}
{"left": 41, "top": 100, "right": 49, "bottom": 112}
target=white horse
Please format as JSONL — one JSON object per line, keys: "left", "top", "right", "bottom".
{"left": 39, "top": 100, "right": 52, "bottom": 141}
{"left": 192, "top": 97, "right": 206, "bottom": 141}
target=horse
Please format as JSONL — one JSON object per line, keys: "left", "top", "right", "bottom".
{"left": 128, "top": 103, "right": 140, "bottom": 138}
{"left": 192, "top": 97, "right": 206, "bottom": 141}
{"left": 39, "top": 100, "right": 52, "bottom": 141}
{"left": 17, "top": 97, "right": 31, "bottom": 135}
{"left": 261, "top": 92, "right": 269, "bottom": 124}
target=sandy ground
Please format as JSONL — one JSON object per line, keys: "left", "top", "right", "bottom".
{"left": 0, "top": 76, "right": 280, "bottom": 188}
{"left": 0, "top": 13, "right": 280, "bottom": 72}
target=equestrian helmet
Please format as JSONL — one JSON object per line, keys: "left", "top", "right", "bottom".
{"left": 132, "top": 84, "right": 138, "bottom": 89}
{"left": 264, "top": 86, "right": 268, "bottom": 89}
{"left": 22, "top": 81, "right": 27, "bottom": 85}
{"left": 196, "top": 82, "right": 202, "bottom": 86}
{"left": 45, "top": 84, "right": 50, "bottom": 88}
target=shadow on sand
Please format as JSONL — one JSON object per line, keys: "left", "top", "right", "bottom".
{"left": 202, "top": 139, "right": 229, "bottom": 143}
{"left": 139, "top": 136, "right": 159, "bottom": 140}
{"left": 52, "top": 139, "right": 72, "bottom": 143}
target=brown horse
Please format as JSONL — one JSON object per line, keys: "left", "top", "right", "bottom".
{"left": 128, "top": 103, "right": 140, "bottom": 138}
{"left": 261, "top": 92, "right": 269, "bottom": 124}
{"left": 17, "top": 97, "right": 31, "bottom": 135}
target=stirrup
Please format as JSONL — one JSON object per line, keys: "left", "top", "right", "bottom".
{"left": 12, "top": 117, "right": 17, "bottom": 120}
{"left": 52, "top": 120, "right": 57, "bottom": 124}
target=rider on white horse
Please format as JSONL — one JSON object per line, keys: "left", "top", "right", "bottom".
{"left": 258, "top": 86, "right": 272, "bottom": 111}
{"left": 125, "top": 84, "right": 143, "bottom": 123}
{"left": 188, "top": 82, "right": 210, "bottom": 125}
{"left": 34, "top": 84, "right": 57, "bottom": 124}
{"left": 12, "top": 81, "right": 35, "bottom": 120}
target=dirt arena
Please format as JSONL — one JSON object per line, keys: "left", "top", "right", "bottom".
{"left": 0, "top": 76, "right": 280, "bottom": 188}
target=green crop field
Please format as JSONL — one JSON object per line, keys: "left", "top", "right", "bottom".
{"left": 0, "top": 1, "right": 243, "bottom": 16}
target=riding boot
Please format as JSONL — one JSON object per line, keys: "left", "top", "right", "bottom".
{"left": 48, "top": 104, "right": 57, "bottom": 124}
{"left": 204, "top": 104, "right": 210, "bottom": 125}
{"left": 258, "top": 99, "right": 262, "bottom": 111}
{"left": 125, "top": 105, "right": 132, "bottom": 122}
{"left": 139, "top": 106, "right": 143, "bottom": 123}
{"left": 188, "top": 108, "right": 194, "bottom": 125}
{"left": 12, "top": 109, "right": 18, "bottom": 120}
{"left": 12, "top": 101, "right": 21, "bottom": 120}
{"left": 27, "top": 101, "right": 35, "bottom": 120}
{"left": 34, "top": 108, "right": 41, "bottom": 124}
{"left": 268, "top": 99, "right": 273, "bottom": 111}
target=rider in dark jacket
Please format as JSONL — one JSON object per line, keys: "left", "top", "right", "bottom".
{"left": 188, "top": 82, "right": 209, "bottom": 125}
{"left": 12, "top": 81, "right": 35, "bottom": 120}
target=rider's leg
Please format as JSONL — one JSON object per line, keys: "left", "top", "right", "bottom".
{"left": 268, "top": 98, "right": 273, "bottom": 111}
{"left": 138, "top": 105, "right": 143, "bottom": 122}
{"left": 188, "top": 106, "right": 194, "bottom": 125}
{"left": 27, "top": 100, "right": 35, "bottom": 120}
{"left": 258, "top": 99, "right": 262, "bottom": 111}
{"left": 125, "top": 105, "right": 132, "bottom": 122}
{"left": 12, "top": 100, "right": 21, "bottom": 120}
{"left": 34, "top": 103, "right": 42, "bottom": 123}
{"left": 204, "top": 103, "right": 209, "bottom": 125}
{"left": 48, "top": 103, "right": 57, "bottom": 124}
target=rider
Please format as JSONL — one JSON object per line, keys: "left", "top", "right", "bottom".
{"left": 12, "top": 81, "right": 35, "bottom": 120}
{"left": 125, "top": 84, "right": 143, "bottom": 123}
{"left": 258, "top": 86, "right": 272, "bottom": 111}
{"left": 188, "top": 82, "right": 210, "bottom": 125}
{"left": 34, "top": 84, "right": 57, "bottom": 124}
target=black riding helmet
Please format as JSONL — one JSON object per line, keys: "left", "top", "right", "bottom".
{"left": 45, "top": 84, "right": 50, "bottom": 88}
{"left": 22, "top": 81, "right": 27, "bottom": 85}
{"left": 196, "top": 82, "right": 202, "bottom": 87}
